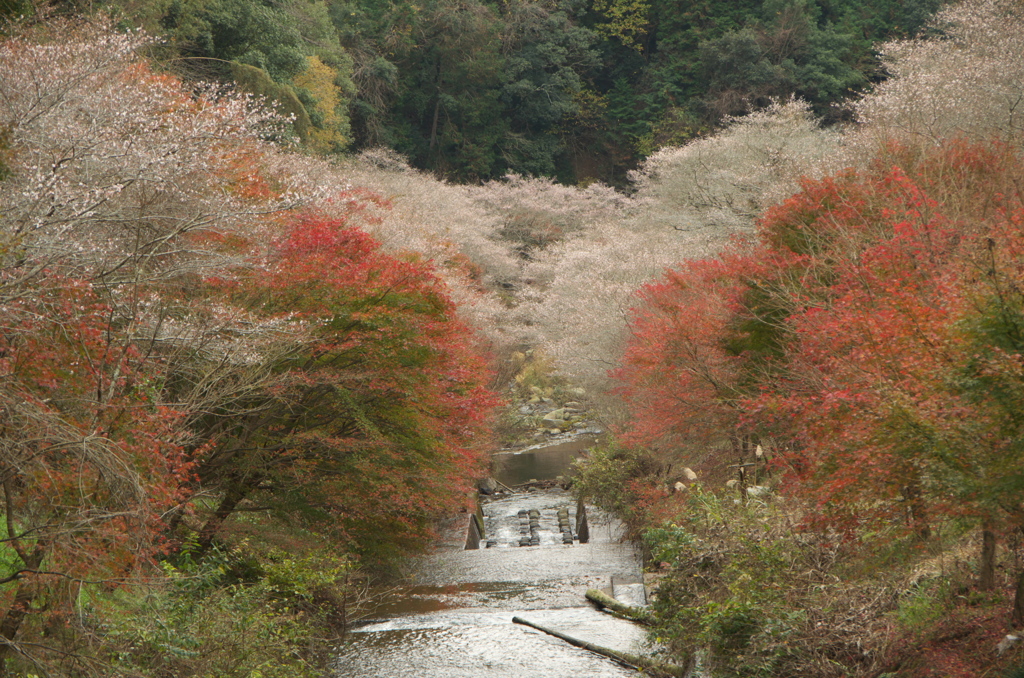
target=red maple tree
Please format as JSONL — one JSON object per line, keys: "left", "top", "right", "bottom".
{"left": 178, "top": 203, "right": 499, "bottom": 563}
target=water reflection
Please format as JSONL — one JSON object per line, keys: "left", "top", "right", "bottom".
{"left": 491, "top": 436, "right": 598, "bottom": 486}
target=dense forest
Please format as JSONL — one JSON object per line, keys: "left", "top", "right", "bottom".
{"left": 5, "top": 0, "right": 940, "bottom": 183}
{"left": 4, "top": 0, "right": 1024, "bottom": 675}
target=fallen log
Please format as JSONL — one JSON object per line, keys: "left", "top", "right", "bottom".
{"left": 511, "top": 616, "right": 686, "bottom": 678}
{"left": 493, "top": 478, "right": 516, "bottom": 493}
{"left": 585, "top": 588, "right": 654, "bottom": 625}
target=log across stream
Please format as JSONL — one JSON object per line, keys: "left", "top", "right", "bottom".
{"left": 333, "top": 456, "right": 667, "bottom": 678}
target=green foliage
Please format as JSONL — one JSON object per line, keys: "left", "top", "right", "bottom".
{"left": 499, "top": 0, "right": 600, "bottom": 179}
{"left": 571, "top": 440, "right": 676, "bottom": 533}
{"left": 159, "top": 0, "right": 354, "bottom": 152}
{"left": 591, "top": 0, "right": 650, "bottom": 51}
{"left": 101, "top": 544, "right": 350, "bottom": 678}
{"left": 645, "top": 491, "right": 801, "bottom": 674}
{"left": 385, "top": 0, "right": 508, "bottom": 180}
{"left": 697, "top": 27, "right": 795, "bottom": 117}
{"left": 690, "top": 0, "right": 868, "bottom": 120}
{"left": 229, "top": 61, "right": 311, "bottom": 140}
{"left": 109, "top": 0, "right": 939, "bottom": 182}
{"left": 0, "top": 0, "right": 31, "bottom": 24}
{"left": 893, "top": 579, "right": 952, "bottom": 637}
{"left": 644, "top": 522, "right": 696, "bottom": 565}
{"left": 333, "top": 0, "right": 603, "bottom": 180}
{"left": 343, "top": 0, "right": 908, "bottom": 182}
{"left": 641, "top": 490, "right": 1017, "bottom": 676}
{"left": 293, "top": 55, "right": 353, "bottom": 152}
{"left": 571, "top": 441, "right": 645, "bottom": 513}
{"left": 163, "top": 0, "right": 303, "bottom": 80}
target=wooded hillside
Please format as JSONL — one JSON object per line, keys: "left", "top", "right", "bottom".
{"left": 2, "top": 0, "right": 941, "bottom": 183}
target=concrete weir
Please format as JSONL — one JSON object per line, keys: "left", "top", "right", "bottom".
{"left": 464, "top": 503, "right": 487, "bottom": 550}
{"left": 466, "top": 497, "right": 586, "bottom": 549}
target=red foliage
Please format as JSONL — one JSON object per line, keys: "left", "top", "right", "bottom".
{"left": 0, "top": 275, "right": 190, "bottom": 630}
{"left": 614, "top": 252, "right": 757, "bottom": 455}
{"left": 190, "top": 204, "right": 500, "bottom": 560}
{"left": 749, "top": 141, "right": 1024, "bottom": 529}
{"left": 615, "top": 137, "right": 1024, "bottom": 536}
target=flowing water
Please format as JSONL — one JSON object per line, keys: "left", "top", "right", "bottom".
{"left": 333, "top": 441, "right": 651, "bottom": 678}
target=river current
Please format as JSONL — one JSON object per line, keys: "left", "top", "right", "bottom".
{"left": 333, "top": 443, "right": 651, "bottom": 678}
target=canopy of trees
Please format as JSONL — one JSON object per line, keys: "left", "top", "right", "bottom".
{"left": 1, "top": 0, "right": 941, "bottom": 183}
{"left": 618, "top": 138, "right": 1024, "bottom": 524}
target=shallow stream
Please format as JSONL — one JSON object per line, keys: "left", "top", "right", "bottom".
{"left": 332, "top": 442, "right": 651, "bottom": 678}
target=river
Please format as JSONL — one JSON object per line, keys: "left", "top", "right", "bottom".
{"left": 332, "top": 440, "right": 653, "bottom": 678}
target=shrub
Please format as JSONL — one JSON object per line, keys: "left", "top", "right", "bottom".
{"left": 99, "top": 544, "right": 351, "bottom": 678}
{"left": 645, "top": 488, "right": 897, "bottom": 678}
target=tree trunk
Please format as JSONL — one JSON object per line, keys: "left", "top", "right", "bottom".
{"left": 0, "top": 477, "right": 45, "bottom": 676}
{"left": 429, "top": 97, "right": 441, "bottom": 150}
{"left": 429, "top": 59, "right": 443, "bottom": 151}
{"left": 980, "top": 518, "right": 997, "bottom": 590}
{"left": 1013, "top": 565, "right": 1024, "bottom": 626}
{"left": 902, "top": 480, "right": 931, "bottom": 540}
{"left": 196, "top": 482, "right": 252, "bottom": 552}
{"left": 0, "top": 548, "right": 45, "bottom": 676}
{"left": 0, "top": 578, "right": 36, "bottom": 668}
{"left": 512, "top": 616, "right": 686, "bottom": 677}
{"left": 585, "top": 588, "right": 653, "bottom": 624}
{"left": 732, "top": 437, "right": 747, "bottom": 505}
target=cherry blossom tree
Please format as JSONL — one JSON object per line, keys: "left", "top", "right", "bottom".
{"left": 844, "top": 0, "right": 1024, "bottom": 165}
{"left": 0, "top": 19, "right": 298, "bottom": 291}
